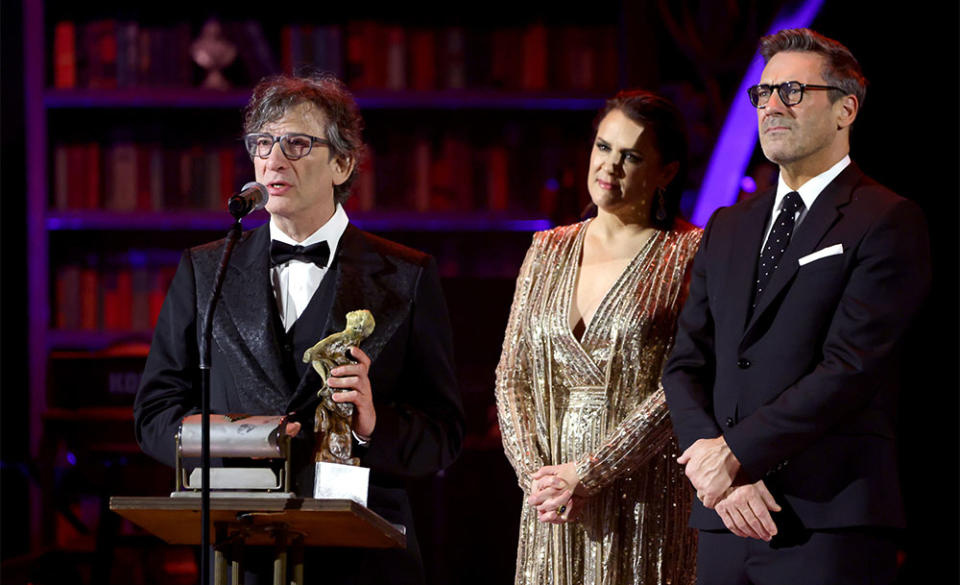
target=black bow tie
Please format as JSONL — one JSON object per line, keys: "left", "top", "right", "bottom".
{"left": 270, "top": 239, "right": 330, "bottom": 268}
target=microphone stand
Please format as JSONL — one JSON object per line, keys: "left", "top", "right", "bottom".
{"left": 198, "top": 216, "right": 243, "bottom": 585}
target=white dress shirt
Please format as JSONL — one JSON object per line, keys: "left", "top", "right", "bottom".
{"left": 269, "top": 204, "right": 349, "bottom": 331}
{"left": 760, "top": 155, "right": 851, "bottom": 254}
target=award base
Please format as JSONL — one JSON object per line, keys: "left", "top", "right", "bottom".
{"left": 314, "top": 462, "right": 369, "bottom": 507}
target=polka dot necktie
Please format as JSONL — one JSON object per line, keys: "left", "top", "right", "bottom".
{"left": 754, "top": 191, "right": 804, "bottom": 306}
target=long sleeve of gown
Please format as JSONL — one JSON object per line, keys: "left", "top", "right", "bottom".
{"left": 576, "top": 389, "right": 674, "bottom": 494}
{"left": 495, "top": 235, "right": 547, "bottom": 491}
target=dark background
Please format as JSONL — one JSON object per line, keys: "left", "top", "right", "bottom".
{"left": 2, "top": 1, "right": 957, "bottom": 584}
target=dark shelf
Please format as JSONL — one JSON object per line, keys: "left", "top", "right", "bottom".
{"left": 48, "top": 329, "right": 154, "bottom": 351}
{"left": 43, "top": 406, "right": 133, "bottom": 422}
{"left": 46, "top": 210, "right": 552, "bottom": 232}
{"left": 44, "top": 88, "right": 607, "bottom": 111}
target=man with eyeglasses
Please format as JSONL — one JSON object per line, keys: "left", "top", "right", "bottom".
{"left": 134, "top": 74, "right": 464, "bottom": 584}
{"left": 663, "top": 28, "right": 930, "bottom": 585}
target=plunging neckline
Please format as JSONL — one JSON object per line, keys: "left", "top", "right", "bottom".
{"left": 564, "top": 219, "right": 660, "bottom": 350}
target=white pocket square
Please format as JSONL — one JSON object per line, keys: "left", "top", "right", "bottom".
{"left": 798, "top": 243, "right": 844, "bottom": 266}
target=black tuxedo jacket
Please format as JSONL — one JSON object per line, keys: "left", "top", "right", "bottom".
{"left": 134, "top": 222, "right": 464, "bottom": 583}
{"left": 663, "top": 163, "right": 930, "bottom": 531}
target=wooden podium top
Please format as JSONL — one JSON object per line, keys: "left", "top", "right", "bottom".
{"left": 110, "top": 496, "right": 406, "bottom": 549}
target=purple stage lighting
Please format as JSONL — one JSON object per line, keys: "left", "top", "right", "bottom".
{"left": 692, "top": 0, "right": 825, "bottom": 226}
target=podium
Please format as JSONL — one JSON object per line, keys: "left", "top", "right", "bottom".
{"left": 109, "top": 496, "right": 405, "bottom": 585}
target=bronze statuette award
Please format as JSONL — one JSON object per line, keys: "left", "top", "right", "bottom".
{"left": 303, "top": 310, "right": 375, "bottom": 505}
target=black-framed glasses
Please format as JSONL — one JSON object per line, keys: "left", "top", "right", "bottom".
{"left": 243, "top": 133, "right": 331, "bottom": 161}
{"left": 747, "top": 81, "right": 847, "bottom": 108}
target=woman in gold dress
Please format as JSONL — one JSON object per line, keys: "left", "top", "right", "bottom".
{"left": 495, "top": 90, "right": 701, "bottom": 585}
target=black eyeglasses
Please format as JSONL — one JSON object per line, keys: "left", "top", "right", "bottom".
{"left": 243, "top": 133, "right": 331, "bottom": 161}
{"left": 747, "top": 81, "right": 847, "bottom": 108}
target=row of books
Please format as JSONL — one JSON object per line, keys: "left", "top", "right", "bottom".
{"left": 51, "top": 19, "right": 618, "bottom": 91}
{"left": 52, "top": 142, "right": 248, "bottom": 212}
{"left": 54, "top": 252, "right": 179, "bottom": 331}
{"left": 293, "top": 22, "right": 619, "bottom": 92}
{"left": 350, "top": 134, "right": 587, "bottom": 217}
{"left": 52, "top": 20, "right": 199, "bottom": 89}
{"left": 52, "top": 133, "right": 589, "bottom": 216}
{"left": 50, "top": 241, "right": 530, "bottom": 332}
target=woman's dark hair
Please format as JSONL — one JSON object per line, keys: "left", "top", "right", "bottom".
{"left": 244, "top": 73, "right": 366, "bottom": 205}
{"left": 595, "top": 90, "right": 689, "bottom": 229}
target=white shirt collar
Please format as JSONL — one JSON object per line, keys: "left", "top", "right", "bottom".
{"left": 269, "top": 204, "right": 350, "bottom": 262}
{"left": 774, "top": 155, "right": 851, "bottom": 213}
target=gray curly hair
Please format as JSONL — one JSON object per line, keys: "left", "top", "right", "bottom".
{"left": 244, "top": 74, "right": 366, "bottom": 204}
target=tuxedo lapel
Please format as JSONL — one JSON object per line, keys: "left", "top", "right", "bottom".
{"left": 286, "top": 225, "right": 412, "bottom": 414}
{"left": 329, "top": 225, "right": 411, "bottom": 364}
{"left": 216, "top": 223, "right": 292, "bottom": 405}
{"left": 742, "top": 164, "right": 861, "bottom": 343}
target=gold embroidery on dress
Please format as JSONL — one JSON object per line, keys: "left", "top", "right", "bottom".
{"left": 496, "top": 219, "right": 702, "bottom": 585}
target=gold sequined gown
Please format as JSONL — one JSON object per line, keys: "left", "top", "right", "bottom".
{"left": 495, "top": 219, "right": 701, "bottom": 585}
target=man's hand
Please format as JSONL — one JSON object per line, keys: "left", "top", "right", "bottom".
{"left": 677, "top": 436, "right": 741, "bottom": 508}
{"left": 714, "top": 480, "right": 781, "bottom": 541}
{"left": 328, "top": 346, "right": 376, "bottom": 438}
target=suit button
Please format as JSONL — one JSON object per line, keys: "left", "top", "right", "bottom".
{"left": 725, "top": 417, "right": 735, "bottom": 428}
{"left": 737, "top": 359, "right": 751, "bottom": 369}
{"left": 283, "top": 344, "right": 292, "bottom": 353}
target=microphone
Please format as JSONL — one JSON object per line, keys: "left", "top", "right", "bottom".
{"left": 227, "top": 182, "right": 268, "bottom": 219}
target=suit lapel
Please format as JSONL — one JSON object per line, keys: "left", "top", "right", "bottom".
{"left": 726, "top": 192, "right": 774, "bottom": 334}
{"left": 217, "top": 223, "right": 291, "bottom": 401}
{"left": 742, "top": 163, "right": 861, "bottom": 342}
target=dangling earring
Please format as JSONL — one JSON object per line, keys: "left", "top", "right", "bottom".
{"left": 654, "top": 187, "right": 668, "bottom": 223}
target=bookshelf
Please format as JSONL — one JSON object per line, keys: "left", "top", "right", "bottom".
{"left": 45, "top": 87, "right": 609, "bottom": 110}
{"left": 25, "top": 2, "right": 629, "bottom": 581}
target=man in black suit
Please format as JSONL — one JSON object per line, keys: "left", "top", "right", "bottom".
{"left": 134, "top": 74, "right": 464, "bottom": 584}
{"left": 663, "top": 29, "right": 930, "bottom": 585}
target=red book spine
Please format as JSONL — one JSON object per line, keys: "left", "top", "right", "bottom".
{"left": 439, "top": 28, "right": 466, "bottom": 90}
{"left": 85, "top": 143, "right": 101, "bottom": 209}
{"left": 65, "top": 145, "right": 85, "bottom": 209}
{"left": 149, "top": 267, "right": 176, "bottom": 328}
{"left": 385, "top": 26, "right": 406, "bottom": 90}
{"left": 365, "top": 22, "right": 387, "bottom": 89}
{"left": 596, "top": 27, "right": 618, "bottom": 91}
{"left": 521, "top": 24, "right": 548, "bottom": 91}
{"left": 131, "top": 266, "right": 152, "bottom": 331}
{"left": 408, "top": 29, "right": 436, "bottom": 91}
{"left": 219, "top": 147, "right": 235, "bottom": 210}
{"left": 53, "top": 21, "right": 77, "bottom": 89}
{"left": 490, "top": 28, "right": 522, "bottom": 90}
{"left": 102, "top": 269, "right": 120, "bottom": 329}
{"left": 80, "top": 266, "right": 99, "bottom": 330}
{"left": 136, "top": 145, "right": 152, "bottom": 211}
{"left": 354, "top": 151, "right": 375, "bottom": 212}
{"left": 280, "top": 26, "right": 292, "bottom": 74}
{"left": 86, "top": 20, "right": 118, "bottom": 89}
{"left": 105, "top": 142, "right": 137, "bottom": 211}
{"left": 445, "top": 136, "right": 472, "bottom": 210}
{"left": 487, "top": 146, "right": 509, "bottom": 212}
{"left": 55, "top": 265, "right": 81, "bottom": 330}
{"left": 412, "top": 136, "right": 431, "bottom": 212}
{"left": 346, "top": 22, "right": 367, "bottom": 89}
{"left": 115, "top": 268, "right": 133, "bottom": 330}
{"left": 54, "top": 144, "right": 69, "bottom": 210}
